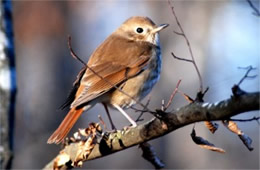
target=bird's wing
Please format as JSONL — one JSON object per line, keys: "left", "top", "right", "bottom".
{"left": 59, "top": 67, "right": 87, "bottom": 109}
{"left": 70, "top": 35, "right": 154, "bottom": 108}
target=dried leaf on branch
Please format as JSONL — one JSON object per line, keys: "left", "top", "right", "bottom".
{"left": 222, "top": 120, "right": 254, "bottom": 151}
{"left": 204, "top": 121, "right": 219, "bottom": 134}
{"left": 140, "top": 142, "right": 165, "bottom": 169}
{"left": 190, "top": 128, "right": 225, "bottom": 153}
{"left": 53, "top": 122, "right": 102, "bottom": 169}
{"left": 53, "top": 152, "right": 72, "bottom": 170}
{"left": 73, "top": 134, "right": 96, "bottom": 167}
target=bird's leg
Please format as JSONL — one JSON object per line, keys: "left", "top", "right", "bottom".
{"left": 112, "top": 104, "right": 137, "bottom": 127}
{"left": 102, "top": 103, "right": 117, "bottom": 130}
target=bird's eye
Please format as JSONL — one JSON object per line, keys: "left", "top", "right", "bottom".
{"left": 136, "top": 27, "right": 144, "bottom": 34}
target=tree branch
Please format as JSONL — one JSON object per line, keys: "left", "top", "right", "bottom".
{"left": 246, "top": 0, "right": 260, "bottom": 16}
{"left": 44, "top": 88, "right": 260, "bottom": 169}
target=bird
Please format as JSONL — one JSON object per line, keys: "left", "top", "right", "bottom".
{"left": 47, "top": 16, "right": 168, "bottom": 144}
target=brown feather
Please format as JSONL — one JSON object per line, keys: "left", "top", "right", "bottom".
{"left": 71, "top": 55, "right": 150, "bottom": 108}
{"left": 70, "top": 35, "right": 153, "bottom": 108}
{"left": 59, "top": 67, "right": 87, "bottom": 109}
{"left": 47, "top": 108, "right": 84, "bottom": 144}
{"left": 87, "top": 35, "right": 153, "bottom": 66}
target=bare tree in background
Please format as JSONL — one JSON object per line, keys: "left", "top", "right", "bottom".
{"left": 0, "top": 0, "right": 16, "bottom": 169}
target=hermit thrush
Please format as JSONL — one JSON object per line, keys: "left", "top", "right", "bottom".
{"left": 47, "top": 16, "right": 168, "bottom": 144}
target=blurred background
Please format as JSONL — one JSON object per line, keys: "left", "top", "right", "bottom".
{"left": 12, "top": 0, "right": 259, "bottom": 169}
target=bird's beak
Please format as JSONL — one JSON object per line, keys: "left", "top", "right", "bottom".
{"left": 152, "top": 23, "right": 169, "bottom": 33}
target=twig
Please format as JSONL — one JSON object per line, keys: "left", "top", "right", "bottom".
{"left": 171, "top": 52, "right": 193, "bottom": 63}
{"left": 135, "top": 96, "right": 152, "bottom": 122}
{"left": 237, "top": 66, "right": 257, "bottom": 86}
{"left": 246, "top": 0, "right": 260, "bottom": 16}
{"left": 68, "top": 36, "right": 152, "bottom": 113}
{"left": 68, "top": 36, "right": 86, "bottom": 66}
{"left": 173, "top": 30, "right": 184, "bottom": 36}
{"left": 131, "top": 107, "right": 148, "bottom": 113}
{"left": 168, "top": 0, "right": 203, "bottom": 92}
{"left": 229, "top": 116, "right": 260, "bottom": 124}
{"left": 164, "top": 79, "right": 182, "bottom": 111}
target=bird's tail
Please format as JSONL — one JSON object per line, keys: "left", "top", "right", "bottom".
{"left": 47, "top": 107, "right": 85, "bottom": 144}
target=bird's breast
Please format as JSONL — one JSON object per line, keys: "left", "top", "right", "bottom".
{"left": 109, "top": 46, "right": 162, "bottom": 108}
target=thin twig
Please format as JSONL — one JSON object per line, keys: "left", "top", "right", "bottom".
{"left": 237, "top": 65, "right": 257, "bottom": 86}
{"left": 130, "top": 107, "right": 151, "bottom": 114}
{"left": 171, "top": 52, "right": 193, "bottom": 63}
{"left": 164, "top": 79, "right": 182, "bottom": 111}
{"left": 135, "top": 96, "right": 152, "bottom": 122}
{"left": 173, "top": 30, "right": 184, "bottom": 36}
{"left": 68, "top": 36, "right": 86, "bottom": 66}
{"left": 229, "top": 116, "right": 260, "bottom": 124}
{"left": 246, "top": 0, "right": 260, "bottom": 16}
{"left": 168, "top": 0, "right": 203, "bottom": 92}
{"left": 68, "top": 36, "right": 152, "bottom": 113}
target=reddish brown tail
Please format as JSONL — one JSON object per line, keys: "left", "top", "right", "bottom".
{"left": 47, "top": 108, "right": 84, "bottom": 144}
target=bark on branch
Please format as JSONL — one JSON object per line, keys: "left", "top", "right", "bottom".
{"left": 44, "top": 89, "right": 260, "bottom": 169}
